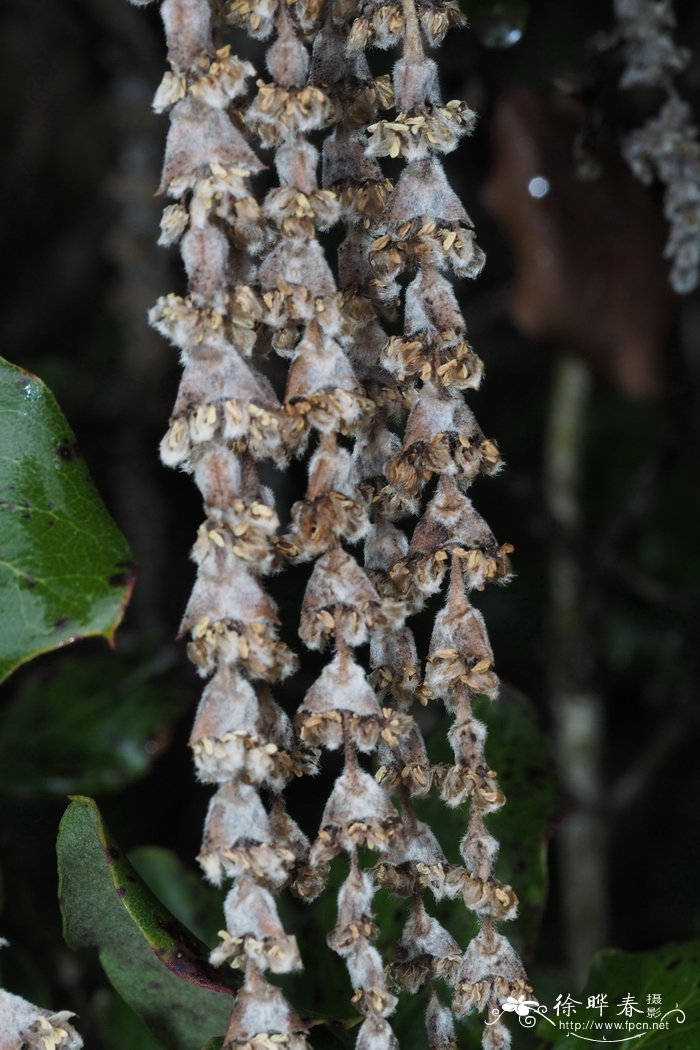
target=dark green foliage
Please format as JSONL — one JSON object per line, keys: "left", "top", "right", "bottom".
{"left": 94, "top": 990, "right": 163, "bottom": 1050}
{"left": 0, "top": 358, "right": 134, "bottom": 682}
{"left": 128, "top": 846, "right": 225, "bottom": 948}
{"left": 538, "top": 941, "right": 700, "bottom": 1048}
{"left": 57, "top": 797, "right": 237, "bottom": 1049}
{"left": 0, "top": 654, "right": 188, "bottom": 798}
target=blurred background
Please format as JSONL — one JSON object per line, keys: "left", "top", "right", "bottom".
{"left": 1, "top": 0, "right": 699, "bottom": 1045}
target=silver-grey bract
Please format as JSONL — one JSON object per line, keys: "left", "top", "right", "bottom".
{"left": 130, "top": 0, "right": 530, "bottom": 1045}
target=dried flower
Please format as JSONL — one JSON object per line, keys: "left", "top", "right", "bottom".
{"left": 453, "top": 925, "right": 531, "bottom": 1018}
{"left": 389, "top": 899, "right": 462, "bottom": 991}
{"left": 614, "top": 0, "right": 700, "bottom": 293}
{"left": 621, "top": 97, "right": 700, "bottom": 294}
{"left": 615, "top": 0, "right": 689, "bottom": 88}
{"left": 351, "top": 0, "right": 529, "bottom": 1043}
{"left": 0, "top": 988, "right": 82, "bottom": 1050}
{"left": 145, "top": 3, "right": 313, "bottom": 1042}
{"left": 135, "top": 0, "right": 528, "bottom": 1044}
{"left": 222, "top": 967, "right": 309, "bottom": 1050}
{"left": 425, "top": 990, "right": 458, "bottom": 1050}
{"left": 211, "top": 877, "right": 302, "bottom": 972}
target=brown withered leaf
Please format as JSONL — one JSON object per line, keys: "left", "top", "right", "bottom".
{"left": 482, "top": 87, "right": 673, "bottom": 397}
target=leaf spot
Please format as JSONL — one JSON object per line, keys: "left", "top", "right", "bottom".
{"left": 109, "top": 572, "right": 134, "bottom": 587}
{"left": 55, "top": 438, "right": 82, "bottom": 462}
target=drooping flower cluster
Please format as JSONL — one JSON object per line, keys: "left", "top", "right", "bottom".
{"left": 614, "top": 0, "right": 689, "bottom": 88}
{"left": 351, "top": 7, "right": 529, "bottom": 1048}
{"left": 614, "top": 0, "right": 700, "bottom": 294}
{"left": 0, "top": 991, "right": 82, "bottom": 1050}
{"left": 146, "top": 3, "right": 316, "bottom": 1047}
{"left": 0, "top": 940, "right": 83, "bottom": 1050}
{"left": 133, "top": 0, "right": 530, "bottom": 1046}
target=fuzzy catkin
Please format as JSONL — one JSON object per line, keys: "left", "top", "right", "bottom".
{"left": 145, "top": 3, "right": 314, "bottom": 1048}
{"left": 0, "top": 940, "right": 83, "bottom": 1050}
{"left": 352, "top": 4, "right": 530, "bottom": 1043}
{"left": 614, "top": 0, "right": 700, "bottom": 294}
{"left": 132, "top": 0, "right": 530, "bottom": 1045}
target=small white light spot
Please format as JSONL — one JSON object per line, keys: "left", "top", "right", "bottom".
{"left": 528, "top": 176, "right": 550, "bottom": 199}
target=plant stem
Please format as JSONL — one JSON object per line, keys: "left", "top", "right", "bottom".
{"left": 544, "top": 352, "right": 607, "bottom": 989}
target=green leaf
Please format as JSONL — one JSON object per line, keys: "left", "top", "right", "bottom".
{"left": 128, "top": 846, "right": 224, "bottom": 947}
{"left": 274, "top": 854, "right": 347, "bottom": 1017}
{"left": 0, "top": 358, "right": 134, "bottom": 682}
{"left": 537, "top": 940, "right": 700, "bottom": 1048}
{"left": 0, "top": 653, "right": 187, "bottom": 797}
{"left": 94, "top": 990, "right": 164, "bottom": 1050}
{"left": 57, "top": 796, "right": 237, "bottom": 1049}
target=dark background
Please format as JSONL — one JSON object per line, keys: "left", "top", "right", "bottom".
{"left": 1, "top": 0, "right": 699, "bottom": 1045}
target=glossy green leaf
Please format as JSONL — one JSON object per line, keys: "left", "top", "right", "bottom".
{"left": 0, "top": 653, "right": 187, "bottom": 798}
{"left": 57, "top": 796, "right": 237, "bottom": 1049}
{"left": 537, "top": 940, "right": 700, "bottom": 1048}
{"left": 0, "top": 358, "right": 134, "bottom": 682}
{"left": 200, "top": 1040, "right": 224, "bottom": 1050}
